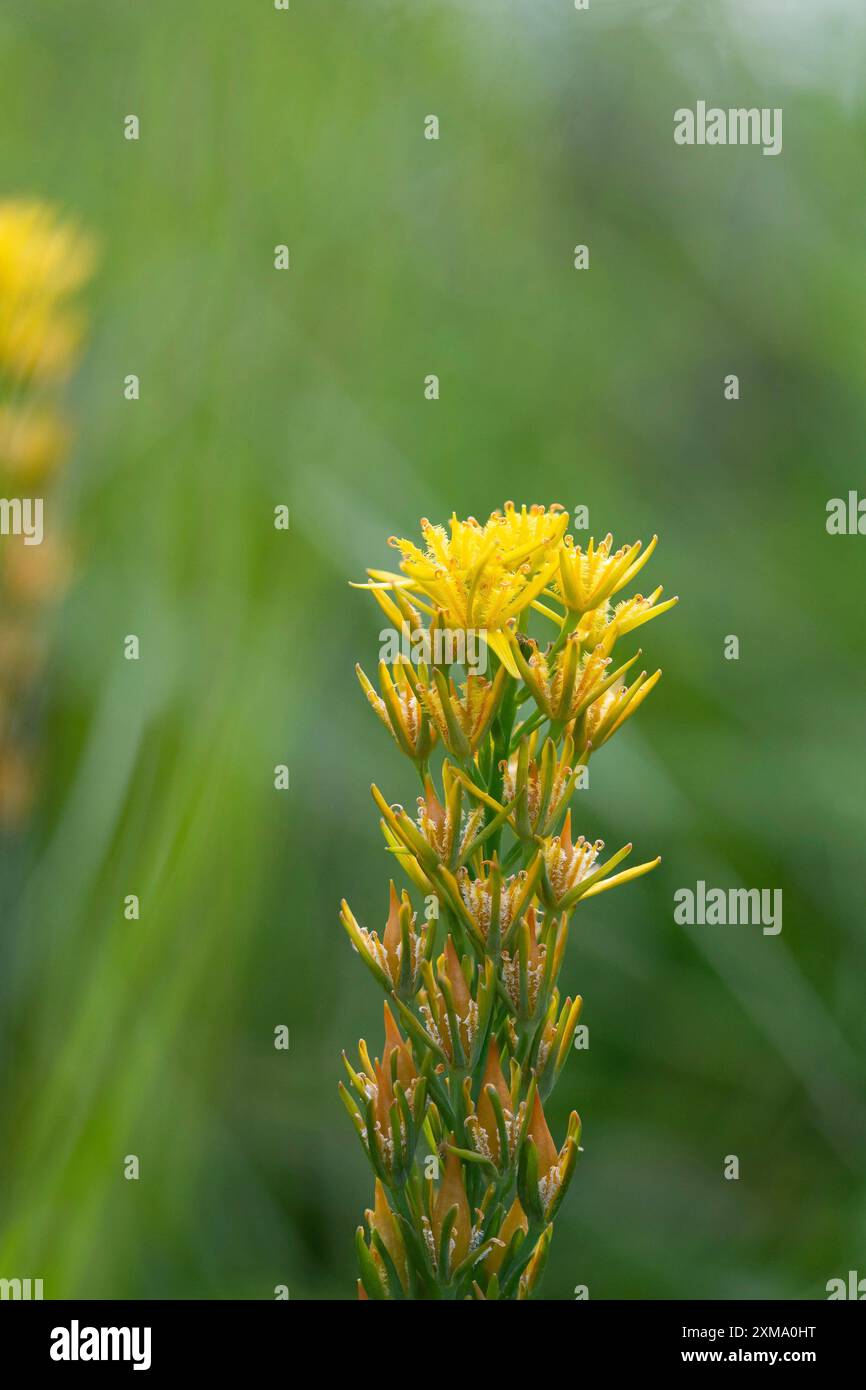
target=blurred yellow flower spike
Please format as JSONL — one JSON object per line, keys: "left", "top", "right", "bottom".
{"left": 0, "top": 199, "right": 94, "bottom": 831}
{"left": 0, "top": 200, "right": 95, "bottom": 381}
{"left": 343, "top": 504, "right": 674, "bottom": 1298}
{"left": 0, "top": 406, "right": 70, "bottom": 485}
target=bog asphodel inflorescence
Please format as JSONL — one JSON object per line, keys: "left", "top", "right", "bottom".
{"left": 341, "top": 502, "right": 676, "bottom": 1300}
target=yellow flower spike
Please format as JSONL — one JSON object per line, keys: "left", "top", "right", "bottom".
{"left": 344, "top": 504, "right": 673, "bottom": 1298}
{"left": 0, "top": 201, "right": 94, "bottom": 297}
{"left": 0, "top": 202, "right": 95, "bottom": 832}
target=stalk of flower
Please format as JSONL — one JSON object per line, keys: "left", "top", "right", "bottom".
{"left": 342, "top": 503, "right": 675, "bottom": 1299}
{"left": 0, "top": 200, "right": 94, "bottom": 828}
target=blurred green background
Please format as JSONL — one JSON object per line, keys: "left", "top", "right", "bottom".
{"left": 1, "top": 0, "right": 865, "bottom": 1299}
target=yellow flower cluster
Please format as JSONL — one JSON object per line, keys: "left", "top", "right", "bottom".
{"left": 357, "top": 502, "right": 675, "bottom": 684}
{"left": 342, "top": 503, "right": 675, "bottom": 1300}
